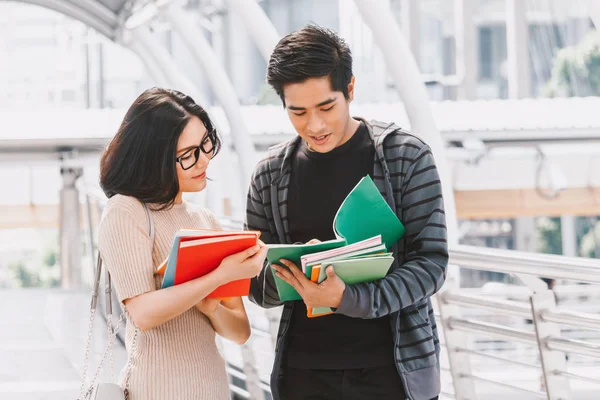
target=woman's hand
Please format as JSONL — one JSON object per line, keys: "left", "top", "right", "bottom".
{"left": 197, "top": 297, "right": 251, "bottom": 344}
{"left": 196, "top": 298, "right": 221, "bottom": 316}
{"left": 216, "top": 241, "right": 268, "bottom": 282}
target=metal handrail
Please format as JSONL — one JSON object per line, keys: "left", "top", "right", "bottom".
{"left": 463, "top": 373, "right": 547, "bottom": 398}
{"left": 541, "top": 309, "right": 600, "bottom": 331}
{"left": 441, "top": 292, "right": 531, "bottom": 318}
{"left": 546, "top": 336, "right": 600, "bottom": 359}
{"left": 443, "top": 245, "right": 600, "bottom": 399}
{"left": 555, "top": 370, "right": 600, "bottom": 386}
{"left": 450, "top": 244, "right": 600, "bottom": 283}
{"left": 455, "top": 347, "right": 540, "bottom": 369}
{"left": 442, "top": 292, "right": 600, "bottom": 332}
{"left": 447, "top": 317, "right": 537, "bottom": 345}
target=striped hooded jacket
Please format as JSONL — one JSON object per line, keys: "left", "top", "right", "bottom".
{"left": 245, "top": 118, "right": 448, "bottom": 400}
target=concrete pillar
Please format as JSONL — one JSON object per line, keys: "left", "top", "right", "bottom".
{"left": 454, "top": 0, "right": 478, "bottom": 100}
{"left": 506, "top": 0, "right": 531, "bottom": 98}
{"left": 515, "top": 216, "right": 538, "bottom": 253}
{"left": 560, "top": 215, "right": 577, "bottom": 257}
{"left": 59, "top": 164, "right": 83, "bottom": 289}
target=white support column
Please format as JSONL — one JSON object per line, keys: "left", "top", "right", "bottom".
{"left": 59, "top": 163, "right": 83, "bottom": 289}
{"left": 352, "top": 0, "right": 458, "bottom": 247}
{"left": 506, "top": 0, "right": 531, "bottom": 99}
{"left": 401, "top": 0, "right": 420, "bottom": 67}
{"left": 163, "top": 5, "right": 257, "bottom": 194}
{"left": 225, "top": 0, "right": 280, "bottom": 61}
{"left": 126, "top": 38, "right": 174, "bottom": 88}
{"left": 585, "top": 0, "right": 600, "bottom": 30}
{"left": 454, "top": 0, "right": 478, "bottom": 100}
{"left": 530, "top": 291, "right": 571, "bottom": 399}
{"left": 560, "top": 215, "right": 577, "bottom": 257}
{"left": 128, "top": 26, "right": 209, "bottom": 106}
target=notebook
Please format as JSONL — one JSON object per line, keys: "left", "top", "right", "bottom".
{"left": 309, "top": 255, "right": 395, "bottom": 317}
{"left": 157, "top": 229, "right": 260, "bottom": 298}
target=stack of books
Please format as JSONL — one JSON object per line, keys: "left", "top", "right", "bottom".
{"left": 266, "top": 175, "right": 405, "bottom": 317}
{"left": 157, "top": 229, "right": 260, "bottom": 299}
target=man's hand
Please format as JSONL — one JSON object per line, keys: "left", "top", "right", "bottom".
{"left": 273, "top": 259, "right": 346, "bottom": 309}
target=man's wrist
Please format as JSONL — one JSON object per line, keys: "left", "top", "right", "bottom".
{"left": 331, "top": 283, "right": 346, "bottom": 308}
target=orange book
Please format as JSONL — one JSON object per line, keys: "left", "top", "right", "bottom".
{"left": 159, "top": 229, "right": 260, "bottom": 299}
{"left": 307, "top": 265, "right": 334, "bottom": 318}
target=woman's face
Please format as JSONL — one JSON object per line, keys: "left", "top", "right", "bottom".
{"left": 175, "top": 116, "right": 212, "bottom": 195}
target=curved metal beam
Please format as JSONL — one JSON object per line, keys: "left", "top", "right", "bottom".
{"left": 70, "top": 0, "right": 119, "bottom": 26}
{"left": 6, "top": 1, "right": 206, "bottom": 105}
{"left": 7, "top": 0, "right": 116, "bottom": 39}
{"left": 352, "top": 0, "right": 458, "bottom": 245}
{"left": 225, "top": 0, "right": 280, "bottom": 61}
{"left": 162, "top": 4, "right": 257, "bottom": 193}
{"left": 129, "top": 26, "right": 209, "bottom": 105}
{"left": 126, "top": 39, "right": 172, "bottom": 87}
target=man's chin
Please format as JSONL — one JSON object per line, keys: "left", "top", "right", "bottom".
{"left": 307, "top": 138, "right": 340, "bottom": 153}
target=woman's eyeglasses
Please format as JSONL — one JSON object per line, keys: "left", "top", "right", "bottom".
{"left": 176, "top": 128, "right": 217, "bottom": 170}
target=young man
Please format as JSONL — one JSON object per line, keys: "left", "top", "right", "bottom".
{"left": 246, "top": 25, "right": 446, "bottom": 400}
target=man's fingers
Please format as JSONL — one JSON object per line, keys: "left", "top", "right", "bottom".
{"left": 280, "top": 259, "right": 303, "bottom": 278}
{"left": 273, "top": 264, "right": 303, "bottom": 291}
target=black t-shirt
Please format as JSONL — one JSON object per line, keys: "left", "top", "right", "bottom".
{"left": 285, "top": 121, "right": 395, "bottom": 369}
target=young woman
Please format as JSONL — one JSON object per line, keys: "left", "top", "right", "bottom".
{"left": 98, "top": 87, "right": 267, "bottom": 400}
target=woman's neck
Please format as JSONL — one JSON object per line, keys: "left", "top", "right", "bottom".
{"left": 174, "top": 192, "right": 183, "bottom": 204}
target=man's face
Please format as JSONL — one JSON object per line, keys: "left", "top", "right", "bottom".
{"left": 283, "top": 76, "right": 355, "bottom": 153}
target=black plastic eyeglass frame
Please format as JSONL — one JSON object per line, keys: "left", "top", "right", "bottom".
{"left": 176, "top": 128, "right": 217, "bottom": 170}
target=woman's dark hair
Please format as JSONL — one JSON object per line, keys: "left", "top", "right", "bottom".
{"left": 100, "top": 87, "right": 221, "bottom": 210}
{"left": 267, "top": 24, "right": 353, "bottom": 105}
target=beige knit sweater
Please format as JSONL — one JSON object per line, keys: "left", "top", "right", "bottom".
{"left": 97, "top": 194, "right": 230, "bottom": 400}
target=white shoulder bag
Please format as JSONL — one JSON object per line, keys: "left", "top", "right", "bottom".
{"left": 78, "top": 202, "right": 154, "bottom": 400}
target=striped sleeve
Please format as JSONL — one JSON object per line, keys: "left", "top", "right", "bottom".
{"left": 337, "top": 144, "right": 448, "bottom": 319}
{"left": 245, "top": 167, "right": 283, "bottom": 308}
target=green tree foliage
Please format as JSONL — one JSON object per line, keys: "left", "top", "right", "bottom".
{"left": 545, "top": 33, "right": 600, "bottom": 97}
{"left": 580, "top": 218, "right": 600, "bottom": 258}
{"left": 9, "top": 261, "right": 39, "bottom": 287}
{"left": 537, "top": 217, "right": 562, "bottom": 255}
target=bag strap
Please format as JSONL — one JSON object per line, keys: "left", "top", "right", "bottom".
{"left": 91, "top": 202, "right": 154, "bottom": 312}
{"left": 80, "top": 201, "right": 154, "bottom": 400}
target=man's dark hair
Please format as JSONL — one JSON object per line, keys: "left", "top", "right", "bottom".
{"left": 100, "top": 87, "right": 221, "bottom": 210}
{"left": 267, "top": 24, "right": 353, "bottom": 105}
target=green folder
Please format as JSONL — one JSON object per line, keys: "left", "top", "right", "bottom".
{"left": 333, "top": 175, "right": 405, "bottom": 250}
{"left": 267, "top": 175, "right": 405, "bottom": 302}
{"left": 311, "top": 255, "right": 395, "bottom": 316}
{"left": 266, "top": 239, "right": 346, "bottom": 301}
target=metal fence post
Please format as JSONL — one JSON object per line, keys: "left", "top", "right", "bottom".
{"left": 438, "top": 276, "right": 478, "bottom": 400}
{"left": 530, "top": 290, "right": 571, "bottom": 400}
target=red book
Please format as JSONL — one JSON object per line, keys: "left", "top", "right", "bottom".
{"left": 159, "top": 229, "right": 260, "bottom": 298}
